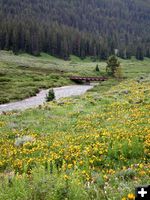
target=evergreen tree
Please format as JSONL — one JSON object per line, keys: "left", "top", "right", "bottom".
{"left": 0, "top": 0, "right": 149, "bottom": 59}
{"left": 114, "top": 66, "right": 123, "bottom": 80}
{"left": 146, "top": 48, "right": 150, "bottom": 58}
{"left": 106, "top": 55, "right": 120, "bottom": 76}
{"left": 46, "top": 89, "right": 55, "bottom": 102}
{"left": 136, "top": 47, "right": 144, "bottom": 61}
{"left": 95, "top": 64, "right": 100, "bottom": 72}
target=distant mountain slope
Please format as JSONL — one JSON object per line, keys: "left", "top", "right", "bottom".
{"left": 0, "top": 0, "right": 150, "bottom": 59}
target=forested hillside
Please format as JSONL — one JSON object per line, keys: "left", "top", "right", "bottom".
{"left": 0, "top": 0, "right": 150, "bottom": 59}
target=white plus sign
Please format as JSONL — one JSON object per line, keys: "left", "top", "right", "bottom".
{"left": 138, "top": 188, "right": 147, "bottom": 197}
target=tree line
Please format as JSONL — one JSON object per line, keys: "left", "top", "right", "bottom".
{"left": 0, "top": 0, "right": 150, "bottom": 60}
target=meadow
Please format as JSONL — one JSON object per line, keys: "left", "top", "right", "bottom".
{"left": 0, "top": 51, "right": 105, "bottom": 104}
{"left": 0, "top": 51, "right": 150, "bottom": 200}
{"left": 0, "top": 50, "right": 150, "bottom": 103}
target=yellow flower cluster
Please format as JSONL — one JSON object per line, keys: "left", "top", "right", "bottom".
{"left": 122, "top": 193, "right": 135, "bottom": 200}
{"left": 0, "top": 80, "right": 149, "bottom": 185}
{"left": 0, "top": 121, "right": 5, "bottom": 127}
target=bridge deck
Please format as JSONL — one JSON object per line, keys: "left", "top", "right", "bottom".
{"left": 70, "top": 76, "right": 108, "bottom": 82}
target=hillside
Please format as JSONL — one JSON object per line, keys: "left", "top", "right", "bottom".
{"left": 0, "top": 1, "right": 150, "bottom": 199}
{"left": 0, "top": 50, "right": 150, "bottom": 104}
{"left": 0, "top": 70, "right": 150, "bottom": 199}
{"left": 0, "top": 0, "right": 150, "bottom": 58}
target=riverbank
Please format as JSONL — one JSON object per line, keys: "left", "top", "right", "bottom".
{"left": 1, "top": 51, "right": 150, "bottom": 105}
{"left": 0, "top": 77, "right": 149, "bottom": 200}
{"left": 0, "top": 85, "right": 93, "bottom": 113}
{"left": 0, "top": 51, "right": 105, "bottom": 104}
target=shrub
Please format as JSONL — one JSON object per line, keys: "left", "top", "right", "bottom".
{"left": 114, "top": 66, "right": 123, "bottom": 80}
{"left": 95, "top": 64, "right": 100, "bottom": 72}
{"left": 0, "top": 97, "right": 10, "bottom": 104}
{"left": 116, "top": 168, "right": 137, "bottom": 180}
{"left": 106, "top": 55, "right": 120, "bottom": 76}
{"left": 46, "top": 89, "right": 55, "bottom": 102}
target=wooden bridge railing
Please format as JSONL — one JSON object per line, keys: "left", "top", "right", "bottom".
{"left": 70, "top": 76, "right": 108, "bottom": 82}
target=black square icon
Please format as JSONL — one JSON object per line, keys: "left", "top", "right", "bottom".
{"left": 135, "top": 185, "right": 150, "bottom": 200}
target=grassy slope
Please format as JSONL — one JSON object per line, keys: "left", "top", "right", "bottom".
{"left": 0, "top": 50, "right": 150, "bottom": 104}
{"left": 0, "top": 52, "right": 150, "bottom": 200}
{"left": 0, "top": 51, "right": 105, "bottom": 104}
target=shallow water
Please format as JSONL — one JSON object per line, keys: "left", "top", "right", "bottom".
{"left": 0, "top": 85, "right": 93, "bottom": 113}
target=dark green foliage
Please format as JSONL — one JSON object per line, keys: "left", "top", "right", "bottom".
{"left": 146, "top": 48, "right": 150, "bottom": 58}
{"left": 0, "top": 97, "right": 10, "bottom": 104}
{"left": 106, "top": 56, "right": 120, "bottom": 76}
{"left": 119, "top": 49, "right": 131, "bottom": 60}
{"left": 95, "top": 64, "right": 100, "bottom": 72}
{"left": 46, "top": 89, "right": 55, "bottom": 102}
{"left": 0, "top": 0, "right": 149, "bottom": 59}
{"left": 136, "top": 47, "right": 144, "bottom": 60}
{"left": 117, "top": 169, "right": 137, "bottom": 180}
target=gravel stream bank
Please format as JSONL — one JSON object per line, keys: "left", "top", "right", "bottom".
{"left": 0, "top": 85, "right": 93, "bottom": 113}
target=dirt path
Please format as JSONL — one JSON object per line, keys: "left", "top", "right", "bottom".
{"left": 0, "top": 85, "right": 93, "bottom": 113}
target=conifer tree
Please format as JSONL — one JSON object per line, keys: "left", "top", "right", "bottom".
{"left": 146, "top": 48, "right": 150, "bottom": 58}
{"left": 136, "top": 47, "right": 144, "bottom": 61}
{"left": 106, "top": 55, "right": 120, "bottom": 76}
{"left": 95, "top": 64, "right": 100, "bottom": 72}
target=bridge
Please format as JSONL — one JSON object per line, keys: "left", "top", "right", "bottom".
{"left": 70, "top": 76, "right": 108, "bottom": 84}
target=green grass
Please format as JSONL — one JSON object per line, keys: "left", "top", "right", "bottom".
{"left": 0, "top": 50, "right": 150, "bottom": 104}
{"left": 0, "top": 76, "right": 150, "bottom": 199}
{"left": 0, "top": 51, "right": 150, "bottom": 199}
{"left": 0, "top": 51, "right": 105, "bottom": 104}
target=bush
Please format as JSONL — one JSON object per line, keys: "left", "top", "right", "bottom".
{"left": 95, "top": 64, "right": 100, "bottom": 72}
{"left": 114, "top": 66, "right": 123, "bottom": 80}
{"left": 0, "top": 97, "right": 10, "bottom": 104}
{"left": 116, "top": 168, "right": 137, "bottom": 180}
{"left": 46, "top": 89, "right": 55, "bottom": 102}
{"left": 106, "top": 55, "right": 120, "bottom": 76}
